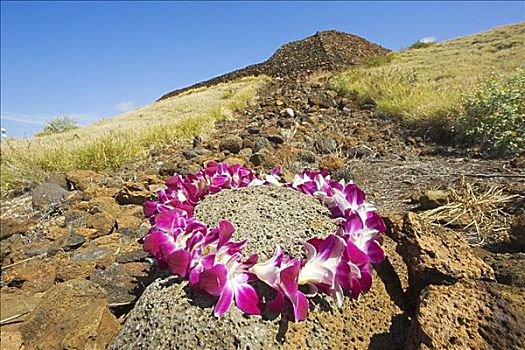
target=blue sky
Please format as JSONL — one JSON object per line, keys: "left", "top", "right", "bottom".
{"left": 1, "top": 1, "right": 524, "bottom": 137}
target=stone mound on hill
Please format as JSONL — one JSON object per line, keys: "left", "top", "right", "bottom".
{"left": 159, "top": 30, "right": 389, "bottom": 100}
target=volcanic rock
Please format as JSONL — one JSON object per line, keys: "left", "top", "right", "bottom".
{"left": 390, "top": 212, "right": 494, "bottom": 298}
{"left": 31, "top": 182, "right": 68, "bottom": 211}
{"left": 406, "top": 280, "right": 525, "bottom": 350}
{"left": 20, "top": 279, "right": 119, "bottom": 350}
{"left": 219, "top": 135, "right": 244, "bottom": 154}
{"left": 66, "top": 170, "right": 101, "bottom": 191}
{"left": 111, "top": 186, "right": 409, "bottom": 349}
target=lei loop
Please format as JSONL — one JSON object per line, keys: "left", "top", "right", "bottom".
{"left": 141, "top": 161, "right": 386, "bottom": 322}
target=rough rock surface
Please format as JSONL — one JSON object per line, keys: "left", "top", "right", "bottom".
{"left": 20, "top": 279, "right": 119, "bottom": 350}
{"left": 31, "top": 182, "right": 69, "bottom": 211}
{"left": 195, "top": 186, "right": 337, "bottom": 260}
{"left": 406, "top": 280, "right": 525, "bottom": 350}
{"left": 390, "top": 212, "right": 495, "bottom": 298}
{"left": 111, "top": 186, "right": 409, "bottom": 350}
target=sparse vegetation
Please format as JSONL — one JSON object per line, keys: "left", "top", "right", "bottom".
{"left": 407, "top": 41, "right": 434, "bottom": 50}
{"left": 456, "top": 69, "right": 525, "bottom": 157}
{"left": 0, "top": 76, "right": 268, "bottom": 193}
{"left": 330, "top": 22, "right": 525, "bottom": 140}
{"left": 35, "top": 116, "right": 79, "bottom": 137}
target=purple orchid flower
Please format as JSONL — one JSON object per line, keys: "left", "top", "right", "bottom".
{"left": 198, "top": 252, "right": 261, "bottom": 316}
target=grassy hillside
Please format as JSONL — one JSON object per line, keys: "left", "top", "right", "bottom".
{"left": 0, "top": 76, "right": 268, "bottom": 192}
{"left": 330, "top": 22, "right": 524, "bottom": 136}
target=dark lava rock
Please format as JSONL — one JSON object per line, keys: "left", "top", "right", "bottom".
{"left": 266, "top": 134, "right": 285, "bottom": 144}
{"left": 159, "top": 30, "right": 389, "bottom": 99}
{"left": 48, "top": 231, "right": 86, "bottom": 254}
{"left": 484, "top": 253, "right": 525, "bottom": 287}
{"left": 90, "top": 262, "right": 155, "bottom": 304}
{"left": 219, "top": 135, "right": 243, "bottom": 154}
{"left": 252, "top": 137, "right": 274, "bottom": 153}
{"left": 308, "top": 94, "right": 335, "bottom": 109}
{"left": 31, "top": 182, "right": 68, "bottom": 211}
{"left": 182, "top": 149, "right": 198, "bottom": 159}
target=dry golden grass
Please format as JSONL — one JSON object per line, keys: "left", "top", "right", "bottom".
{"left": 0, "top": 76, "right": 268, "bottom": 193}
{"left": 330, "top": 22, "right": 525, "bottom": 128}
{"left": 421, "top": 177, "right": 520, "bottom": 245}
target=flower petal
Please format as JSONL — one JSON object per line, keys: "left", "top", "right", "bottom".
{"left": 234, "top": 283, "right": 261, "bottom": 315}
{"left": 167, "top": 249, "right": 191, "bottom": 277}
{"left": 214, "top": 284, "right": 234, "bottom": 317}
{"left": 199, "top": 264, "right": 228, "bottom": 297}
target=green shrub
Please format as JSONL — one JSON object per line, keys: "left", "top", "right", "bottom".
{"left": 407, "top": 41, "right": 434, "bottom": 50}
{"left": 36, "top": 116, "right": 79, "bottom": 136}
{"left": 456, "top": 68, "right": 525, "bottom": 157}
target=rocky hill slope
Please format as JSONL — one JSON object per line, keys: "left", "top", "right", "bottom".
{"left": 1, "top": 26, "right": 524, "bottom": 350}
{"left": 159, "top": 30, "right": 389, "bottom": 100}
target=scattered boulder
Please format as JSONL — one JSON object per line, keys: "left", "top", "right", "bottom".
{"left": 115, "top": 182, "right": 151, "bottom": 205}
{"left": 406, "top": 280, "right": 525, "bottom": 350}
{"left": 252, "top": 137, "right": 274, "bottom": 153}
{"left": 308, "top": 94, "right": 335, "bottom": 109}
{"left": 31, "top": 182, "right": 68, "bottom": 211}
{"left": 45, "top": 173, "right": 69, "bottom": 190}
{"left": 266, "top": 134, "right": 285, "bottom": 145}
{"left": 20, "top": 279, "right": 119, "bottom": 350}
{"left": 66, "top": 170, "right": 101, "bottom": 191}
{"left": 182, "top": 149, "right": 198, "bottom": 160}
{"left": 87, "top": 211, "right": 116, "bottom": 237}
{"left": 219, "top": 135, "right": 243, "bottom": 154}
{"left": 249, "top": 149, "right": 277, "bottom": 168}
{"left": 48, "top": 231, "right": 86, "bottom": 254}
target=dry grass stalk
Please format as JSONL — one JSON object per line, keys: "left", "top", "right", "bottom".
{"left": 421, "top": 176, "right": 520, "bottom": 244}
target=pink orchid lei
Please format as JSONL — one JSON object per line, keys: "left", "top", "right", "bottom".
{"left": 140, "top": 161, "right": 386, "bottom": 322}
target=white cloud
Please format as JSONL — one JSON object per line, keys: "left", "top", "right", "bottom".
{"left": 0, "top": 111, "right": 45, "bottom": 125}
{"left": 115, "top": 101, "right": 135, "bottom": 112}
{"left": 420, "top": 36, "right": 437, "bottom": 43}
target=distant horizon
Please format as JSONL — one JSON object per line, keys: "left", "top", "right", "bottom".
{"left": 1, "top": 1, "right": 524, "bottom": 137}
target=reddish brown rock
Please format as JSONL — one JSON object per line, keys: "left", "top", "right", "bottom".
{"left": 1, "top": 291, "right": 44, "bottom": 350}
{"left": 115, "top": 182, "right": 151, "bottom": 205}
{"left": 0, "top": 218, "right": 33, "bottom": 240}
{"left": 390, "top": 212, "right": 494, "bottom": 298}
{"left": 406, "top": 280, "right": 525, "bottom": 350}
{"left": 3, "top": 260, "right": 56, "bottom": 292}
{"left": 66, "top": 170, "right": 101, "bottom": 191}
{"left": 20, "top": 279, "right": 119, "bottom": 350}
{"left": 87, "top": 211, "right": 116, "bottom": 237}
